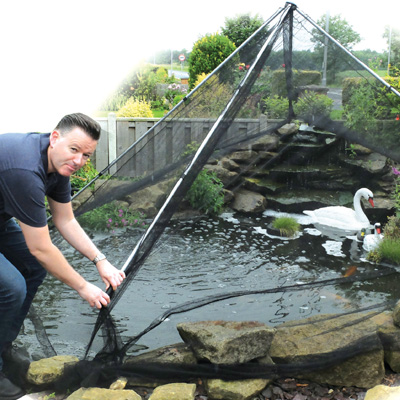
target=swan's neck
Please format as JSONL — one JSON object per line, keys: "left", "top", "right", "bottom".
{"left": 353, "top": 193, "right": 369, "bottom": 223}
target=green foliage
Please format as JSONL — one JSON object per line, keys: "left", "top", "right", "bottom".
{"left": 185, "top": 74, "right": 233, "bottom": 118}
{"left": 116, "top": 97, "right": 153, "bottom": 118}
{"left": 368, "top": 214, "right": 400, "bottom": 265}
{"left": 373, "top": 238, "right": 400, "bottom": 265}
{"left": 353, "top": 50, "right": 387, "bottom": 71}
{"left": 343, "top": 82, "right": 378, "bottom": 133}
{"left": 78, "top": 201, "right": 147, "bottom": 232}
{"left": 391, "top": 168, "right": 400, "bottom": 218}
{"left": 70, "top": 159, "right": 98, "bottom": 191}
{"left": 221, "top": 13, "right": 264, "bottom": 48}
{"left": 343, "top": 77, "right": 400, "bottom": 136}
{"left": 294, "top": 91, "right": 333, "bottom": 119}
{"left": 185, "top": 169, "right": 224, "bottom": 215}
{"left": 262, "top": 95, "right": 289, "bottom": 119}
{"left": 342, "top": 77, "right": 363, "bottom": 106}
{"left": 383, "top": 215, "right": 400, "bottom": 239}
{"left": 262, "top": 91, "right": 333, "bottom": 120}
{"left": 98, "top": 92, "right": 129, "bottom": 112}
{"left": 117, "top": 63, "right": 175, "bottom": 104}
{"left": 181, "top": 141, "right": 200, "bottom": 158}
{"left": 189, "top": 33, "right": 236, "bottom": 89}
{"left": 272, "top": 216, "right": 300, "bottom": 237}
{"left": 270, "top": 69, "right": 321, "bottom": 97}
{"left": 311, "top": 14, "right": 361, "bottom": 83}
{"left": 164, "top": 83, "right": 187, "bottom": 104}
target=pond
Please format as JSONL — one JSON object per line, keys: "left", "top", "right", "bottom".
{"left": 20, "top": 209, "right": 400, "bottom": 360}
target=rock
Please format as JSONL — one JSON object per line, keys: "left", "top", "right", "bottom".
{"left": 231, "top": 189, "right": 266, "bottom": 213}
{"left": 125, "top": 343, "right": 197, "bottom": 365}
{"left": 352, "top": 143, "right": 373, "bottom": 155}
{"left": 26, "top": 355, "right": 79, "bottom": 386}
{"left": 373, "top": 311, "right": 400, "bottom": 372}
{"left": 223, "top": 188, "right": 234, "bottom": 204}
{"left": 341, "top": 152, "right": 388, "bottom": 175}
{"left": 393, "top": 301, "right": 400, "bottom": 328}
{"left": 229, "top": 150, "right": 259, "bottom": 164}
{"left": 124, "top": 343, "right": 197, "bottom": 388}
{"left": 250, "top": 134, "right": 280, "bottom": 151}
{"left": 270, "top": 312, "right": 385, "bottom": 388}
{"left": 219, "top": 157, "right": 241, "bottom": 171}
{"left": 71, "top": 186, "right": 94, "bottom": 210}
{"left": 277, "top": 123, "right": 298, "bottom": 135}
{"left": 177, "top": 320, "right": 275, "bottom": 364}
{"left": 148, "top": 383, "right": 196, "bottom": 400}
{"left": 126, "top": 179, "right": 173, "bottom": 217}
{"left": 110, "top": 377, "right": 128, "bottom": 390}
{"left": 364, "top": 384, "right": 400, "bottom": 400}
{"left": 66, "top": 388, "right": 141, "bottom": 400}
{"left": 203, "top": 164, "right": 239, "bottom": 186}
{"left": 204, "top": 378, "right": 270, "bottom": 400}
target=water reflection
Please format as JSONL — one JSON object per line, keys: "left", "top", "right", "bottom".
{"left": 23, "top": 210, "right": 400, "bottom": 359}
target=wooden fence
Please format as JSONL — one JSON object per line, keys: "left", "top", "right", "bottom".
{"left": 94, "top": 113, "right": 269, "bottom": 176}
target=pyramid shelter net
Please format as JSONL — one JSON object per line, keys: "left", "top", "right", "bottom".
{"left": 40, "top": 2, "right": 400, "bottom": 390}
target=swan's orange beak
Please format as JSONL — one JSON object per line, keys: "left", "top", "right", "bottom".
{"left": 368, "top": 197, "right": 374, "bottom": 207}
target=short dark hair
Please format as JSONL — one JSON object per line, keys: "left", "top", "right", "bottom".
{"left": 55, "top": 113, "right": 101, "bottom": 140}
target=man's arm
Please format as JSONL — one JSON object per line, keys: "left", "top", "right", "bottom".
{"left": 19, "top": 221, "right": 110, "bottom": 309}
{"left": 48, "top": 198, "right": 125, "bottom": 290}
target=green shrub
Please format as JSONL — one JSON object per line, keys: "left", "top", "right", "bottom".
{"left": 189, "top": 33, "right": 236, "bottom": 90}
{"left": 368, "top": 215, "right": 400, "bottom": 264}
{"left": 98, "top": 92, "right": 129, "bottom": 112}
{"left": 185, "top": 74, "right": 233, "bottom": 118}
{"left": 70, "top": 159, "right": 98, "bottom": 192}
{"left": 342, "top": 77, "right": 363, "bottom": 107}
{"left": 164, "top": 83, "right": 188, "bottom": 108}
{"left": 262, "top": 95, "right": 289, "bottom": 119}
{"left": 343, "top": 83, "right": 378, "bottom": 133}
{"left": 150, "top": 100, "right": 162, "bottom": 110}
{"left": 78, "top": 201, "right": 147, "bottom": 232}
{"left": 116, "top": 97, "right": 153, "bottom": 118}
{"left": 271, "top": 69, "right": 322, "bottom": 97}
{"left": 185, "top": 169, "right": 224, "bottom": 215}
{"left": 272, "top": 216, "right": 300, "bottom": 237}
{"left": 374, "top": 238, "right": 400, "bottom": 265}
{"left": 383, "top": 215, "right": 400, "bottom": 239}
{"left": 294, "top": 91, "right": 333, "bottom": 119}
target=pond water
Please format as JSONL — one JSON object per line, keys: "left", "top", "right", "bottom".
{"left": 20, "top": 209, "right": 400, "bottom": 360}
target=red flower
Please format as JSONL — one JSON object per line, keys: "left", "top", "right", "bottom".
{"left": 396, "top": 114, "right": 399, "bottom": 121}
{"left": 282, "top": 64, "right": 286, "bottom": 68}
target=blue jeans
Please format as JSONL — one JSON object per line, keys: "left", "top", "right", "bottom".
{"left": 0, "top": 219, "right": 47, "bottom": 371}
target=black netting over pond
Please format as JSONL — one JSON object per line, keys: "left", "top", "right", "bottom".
{"left": 35, "top": 2, "right": 400, "bottom": 392}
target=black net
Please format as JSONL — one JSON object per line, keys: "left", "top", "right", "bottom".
{"left": 32, "top": 2, "right": 400, "bottom": 393}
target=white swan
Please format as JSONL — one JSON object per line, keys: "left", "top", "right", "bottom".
{"left": 363, "top": 223, "right": 384, "bottom": 252}
{"left": 303, "top": 188, "right": 374, "bottom": 233}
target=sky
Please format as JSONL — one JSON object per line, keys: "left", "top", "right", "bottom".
{"left": 0, "top": 0, "right": 398, "bottom": 133}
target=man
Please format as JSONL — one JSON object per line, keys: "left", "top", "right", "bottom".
{"left": 0, "top": 113, "right": 126, "bottom": 399}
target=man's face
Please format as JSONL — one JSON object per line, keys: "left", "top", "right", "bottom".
{"left": 48, "top": 127, "right": 97, "bottom": 176}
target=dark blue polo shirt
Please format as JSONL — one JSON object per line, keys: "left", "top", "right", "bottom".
{"left": 0, "top": 132, "right": 71, "bottom": 227}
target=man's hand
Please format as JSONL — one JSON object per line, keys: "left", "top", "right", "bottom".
{"left": 77, "top": 281, "right": 110, "bottom": 309}
{"left": 96, "top": 260, "right": 126, "bottom": 291}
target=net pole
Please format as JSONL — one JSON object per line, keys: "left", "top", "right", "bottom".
{"left": 120, "top": 5, "right": 293, "bottom": 275}
{"left": 295, "top": 7, "right": 400, "bottom": 98}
